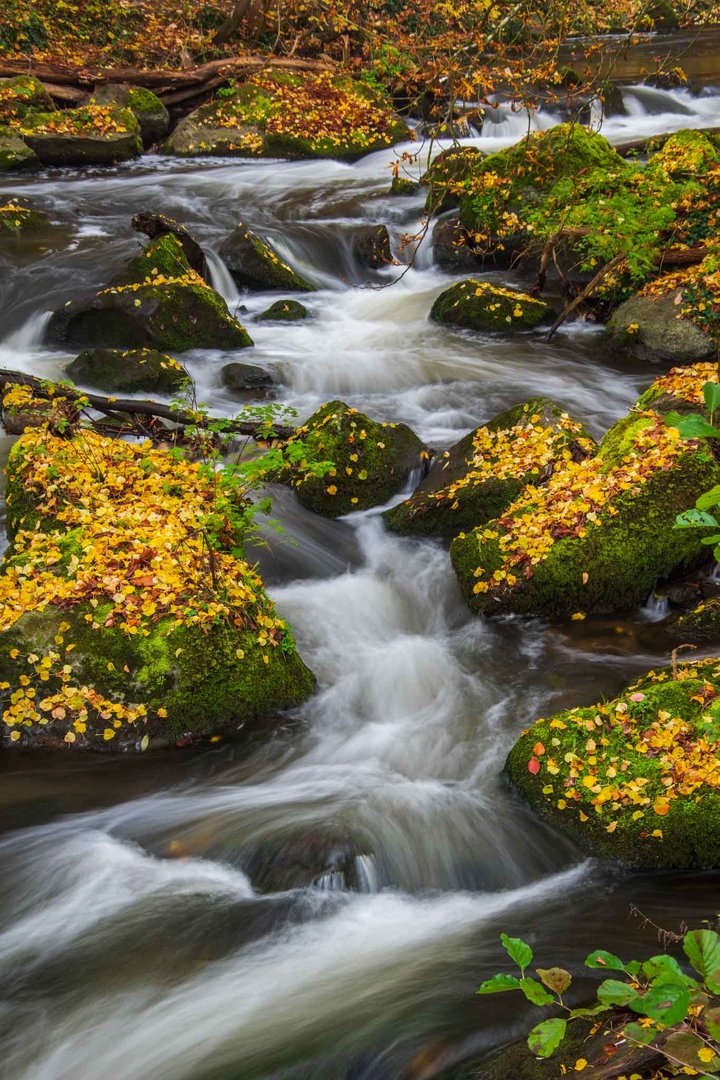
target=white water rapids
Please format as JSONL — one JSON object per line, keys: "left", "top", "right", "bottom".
{"left": 0, "top": 85, "right": 720, "bottom": 1079}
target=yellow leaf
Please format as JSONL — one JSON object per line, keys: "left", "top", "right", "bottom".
{"left": 103, "top": 728, "right": 116, "bottom": 741}
{"left": 571, "top": 612, "right": 586, "bottom": 621}
{"left": 575, "top": 1061, "right": 588, "bottom": 1073}
{"left": 698, "top": 1048, "right": 715, "bottom": 1063}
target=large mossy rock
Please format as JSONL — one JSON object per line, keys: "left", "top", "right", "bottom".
{"left": 506, "top": 657, "right": 720, "bottom": 867}
{"left": 282, "top": 401, "right": 425, "bottom": 517}
{"left": 450, "top": 366, "right": 720, "bottom": 618}
{"left": 0, "top": 75, "right": 54, "bottom": 123}
{"left": 15, "top": 105, "right": 142, "bottom": 166}
{"left": 423, "top": 145, "right": 484, "bottom": 214}
{"left": 0, "top": 129, "right": 38, "bottom": 171}
{"left": 384, "top": 399, "right": 596, "bottom": 538}
{"left": 47, "top": 234, "right": 253, "bottom": 352}
{"left": 646, "top": 129, "right": 720, "bottom": 181}
{"left": 164, "top": 72, "right": 409, "bottom": 161}
{"left": 91, "top": 84, "right": 169, "bottom": 146}
{"left": 220, "top": 223, "right": 315, "bottom": 292}
{"left": 0, "top": 419, "right": 314, "bottom": 751}
{"left": 66, "top": 347, "right": 190, "bottom": 395}
{"left": 430, "top": 279, "right": 548, "bottom": 332}
{"left": 607, "top": 292, "right": 715, "bottom": 363}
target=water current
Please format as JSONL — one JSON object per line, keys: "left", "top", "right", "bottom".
{"left": 0, "top": 86, "right": 719, "bottom": 1079}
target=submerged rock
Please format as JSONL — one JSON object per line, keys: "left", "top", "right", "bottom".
{"left": 0, "top": 414, "right": 314, "bottom": 750}
{"left": 92, "top": 84, "right": 169, "bottom": 146}
{"left": 0, "top": 199, "right": 49, "bottom": 234}
{"left": 352, "top": 224, "right": 392, "bottom": 269}
{"left": 607, "top": 291, "right": 715, "bottom": 363}
{"left": 281, "top": 400, "right": 425, "bottom": 517}
{"left": 385, "top": 400, "right": 596, "bottom": 538}
{"left": 430, "top": 279, "right": 549, "bottom": 332}
{"left": 256, "top": 299, "right": 308, "bottom": 321}
{"left": 14, "top": 105, "right": 142, "bottom": 167}
{"left": 506, "top": 657, "right": 720, "bottom": 867}
{"left": 221, "top": 362, "right": 275, "bottom": 394}
{"left": 66, "top": 347, "right": 190, "bottom": 395}
{"left": 220, "top": 223, "right": 315, "bottom": 292}
{"left": 164, "top": 72, "right": 409, "bottom": 161}
{"left": 450, "top": 365, "right": 720, "bottom": 618}
{"left": 47, "top": 233, "right": 253, "bottom": 352}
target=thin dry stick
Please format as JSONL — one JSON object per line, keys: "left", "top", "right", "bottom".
{"left": 545, "top": 252, "right": 627, "bottom": 342}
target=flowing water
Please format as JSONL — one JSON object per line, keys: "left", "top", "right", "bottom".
{"left": 0, "top": 87, "right": 719, "bottom": 1080}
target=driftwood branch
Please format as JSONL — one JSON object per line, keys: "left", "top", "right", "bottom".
{"left": 0, "top": 369, "right": 295, "bottom": 442}
{"left": 545, "top": 252, "right": 627, "bottom": 341}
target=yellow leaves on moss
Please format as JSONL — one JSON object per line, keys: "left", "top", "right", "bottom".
{"left": 469, "top": 416, "right": 689, "bottom": 597}
{"left": 16, "top": 104, "right": 134, "bottom": 138}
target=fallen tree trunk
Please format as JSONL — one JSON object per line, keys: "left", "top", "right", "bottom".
{"left": 0, "top": 54, "right": 335, "bottom": 98}
{"left": 0, "top": 369, "right": 295, "bottom": 442}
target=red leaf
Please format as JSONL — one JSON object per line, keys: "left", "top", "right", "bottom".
{"left": 528, "top": 756, "right": 540, "bottom": 774}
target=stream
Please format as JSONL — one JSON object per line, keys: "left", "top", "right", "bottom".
{"left": 1, "top": 86, "right": 719, "bottom": 1080}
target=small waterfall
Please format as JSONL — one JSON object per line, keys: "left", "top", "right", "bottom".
{"left": 641, "top": 591, "right": 670, "bottom": 621}
{"left": 204, "top": 250, "right": 242, "bottom": 311}
{"left": 622, "top": 85, "right": 694, "bottom": 117}
{"left": 3, "top": 310, "right": 52, "bottom": 349}
{"left": 355, "top": 855, "right": 379, "bottom": 894}
{"left": 315, "top": 868, "right": 346, "bottom": 891}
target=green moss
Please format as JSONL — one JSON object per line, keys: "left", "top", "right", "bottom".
{"left": 114, "top": 233, "right": 191, "bottom": 286}
{"left": 646, "top": 129, "right": 720, "bottom": 180}
{"left": 0, "top": 201, "right": 48, "bottom": 233}
{"left": 220, "top": 223, "right": 316, "bottom": 292}
{"left": 285, "top": 400, "right": 425, "bottom": 517}
{"left": 66, "top": 347, "right": 190, "bottom": 394}
{"left": 0, "top": 130, "right": 38, "bottom": 171}
{"left": 430, "top": 279, "right": 548, "bottom": 331}
{"left": 0, "top": 75, "right": 53, "bottom": 122}
{"left": 126, "top": 86, "right": 165, "bottom": 114}
{"left": 256, "top": 299, "right": 308, "bottom": 321}
{"left": 678, "top": 596, "right": 720, "bottom": 641}
{"left": 506, "top": 658, "right": 720, "bottom": 867}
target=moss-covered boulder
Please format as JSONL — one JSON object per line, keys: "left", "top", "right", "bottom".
{"left": 66, "top": 347, "right": 190, "bottom": 395}
{"left": 282, "top": 401, "right": 425, "bottom": 517}
{"left": 0, "top": 199, "right": 49, "bottom": 234}
{"left": 607, "top": 292, "right": 715, "bottom": 363}
{"left": 0, "top": 75, "right": 54, "bottom": 123}
{"left": 256, "top": 299, "right": 308, "bottom": 321}
{"left": 430, "top": 280, "right": 549, "bottom": 332}
{"left": 0, "top": 416, "right": 314, "bottom": 751}
{"left": 384, "top": 400, "right": 596, "bottom": 538}
{"left": 450, "top": 367, "right": 720, "bottom": 618}
{"left": 432, "top": 215, "right": 481, "bottom": 271}
{"left": 163, "top": 72, "right": 409, "bottom": 161}
{"left": 646, "top": 129, "right": 720, "bottom": 181}
{"left": 221, "top": 362, "right": 275, "bottom": 394}
{"left": 14, "top": 105, "right": 142, "bottom": 167}
{"left": 678, "top": 596, "right": 720, "bottom": 641}
{"left": 220, "top": 223, "right": 315, "bottom": 292}
{"left": 389, "top": 175, "right": 420, "bottom": 196}
{"left": 423, "top": 145, "right": 484, "bottom": 214}
{"left": 47, "top": 234, "right": 253, "bottom": 352}
{"left": 0, "top": 128, "right": 38, "bottom": 171}
{"left": 506, "top": 657, "right": 720, "bottom": 867}
{"left": 91, "top": 84, "right": 169, "bottom": 146}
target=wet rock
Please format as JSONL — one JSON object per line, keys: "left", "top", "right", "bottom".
{"left": 384, "top": 399, "right": 596, "bottom": 538}
{"left": 15, "top": 105, "right": 142, "bottom": 167}
{"left": 281, "top": 400, "right": 426, "bottom": 517}
{"left": 0, "top": 420, "right": 315, "bottom": 751}
{"left": 66, "top": 347, "right": 190, "bottom": 395}
{"left": 506, "top": 656, "right": 720, "bottom": 867}
{"left": 389, "top": 175, "right": 420, "bottom": 196}
{"left": 678, "top": 596, "right": 720, "bottom": 640}
{"left": 432, "top": 215, "right": 481, "bottom": 270}
{"left": 47, "top": 233, "right": 253, "bottom": 352}
{"left": 646, "top": 128, "right": 720, "bottom": 180}
{"left": 0, "top": 199, "right": 49, "bottom": 234}
{"left": 220, "top": 222, "right": 315, "bottom": 292}
{"left": 92, "top": 84, "right": 169, "bottom": 146}
{"left": 131, "top": 212, "right": 208, "bottom": 279}
{"left": 430, "top": 279, "right": 549, "bottom": 332}
{"left": 450, "top": 365, "right": 720, "bottom": 618}
{"left": 0, "top": 129, "right": 39, "bottom": 171}
{"left": 352, "top": 224, "right": 392, "bottom": 269}
{"left": 423, "top": 145, "right": 484, "bottom": 214}
{"left": 164, "top": 72, "right": 409, "bottom": 161}
{"left": 256, "top": 299, "right": 308, "bottom": 321}
{"left": 221, "top": 362, "right": 275, "bottom": 394}
{"left": 607, "top": 292, "right": 715, "bottom": 363}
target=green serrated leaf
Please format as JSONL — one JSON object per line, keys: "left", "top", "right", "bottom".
{"left": 675, "top": 509, "right": 720, "bottom": 529}
{"left": 476, "top": 973, "right": 521, "bottom": 994}
{"left": 527, "top": 1017, "right": 567, "bottom": 1059}
{"left": 697, "top": 486, "right": 720, "bottom": 512}
{"left": 585, "top": 950, "right": 627, "bottom": 973}
{"left": 666, "top": 411, "right": 720, "bottom": 440}
{"left": 685, "top": 931, "right": 720, "bottom": 982}
{"left": 597, "top": 979, "right": 640, "bottom": 1007}
{"left": 520, "top": 978, "right": 555, "bottom": 1006}
{"left": 501, "top": 933, "right": 533, "bottom": 972}
{"left": 664, "top": 1030, "right": 720, "bottom": 1072}
{"left": 536, "top": 967, "right": 572, "bottom": 995}
{"left": 630, "top": 980, "right": 690, "bottom": 1026}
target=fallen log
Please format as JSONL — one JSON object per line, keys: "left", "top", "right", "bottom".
{"left": 0, "top": 54, "right": 335, "bottom": 98}
{"left": 0, "top": 369, "right": 295, "bottom": 442}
